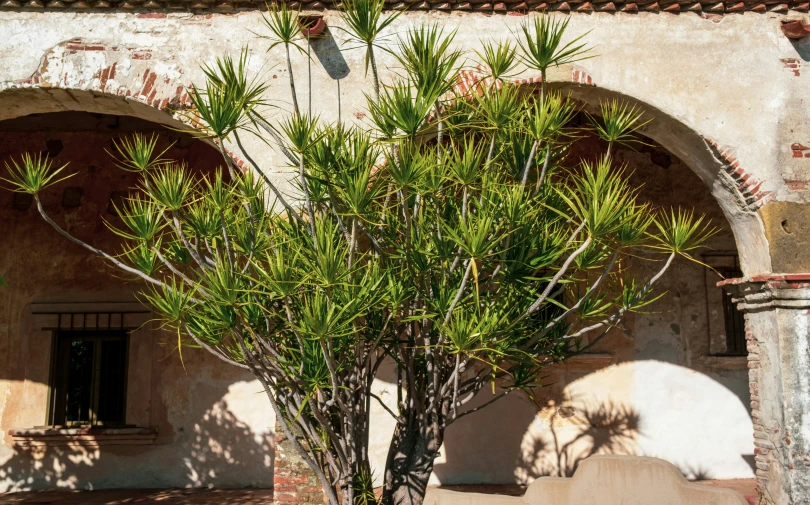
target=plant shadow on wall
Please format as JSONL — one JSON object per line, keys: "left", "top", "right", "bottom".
{"left": 0, "top": 396, "right": 273, "bottom": 491}
{"left": 534, "top": 400, "right": 641, "bottom": 479}
{"left": 431, "top": 391, "right": 641, "bottom": 485}
{"left": 181, "top": 396, "right": 274, "bottom": 488}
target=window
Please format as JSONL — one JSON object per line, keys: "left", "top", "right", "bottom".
{"left": 717, "top": 266, "right": 746, "bottom": 356}
{"left": 703, "top": 253, "right": 747, "bottom": 357}
{"left": 49, "top": 330, "right": 129, "bottom": 426}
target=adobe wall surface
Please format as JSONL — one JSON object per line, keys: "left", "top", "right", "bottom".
{"left": 0, "top": 6, "right": 803, "bottom": 493}
{"left": 1, "top": 9, "right": 804, "bottom": 273}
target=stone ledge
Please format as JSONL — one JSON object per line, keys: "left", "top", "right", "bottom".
{"left": 719, "top": 273, "right": 810, "bottom": 310}
{"left": 698, "top": 355, "right": 748, "bottom": 371}
{"left": 9, "top": 427, "right": 158, "bottom": 447}
{"left": 561, "top": 352, "right": 614, "bottom": 368}
{"left": 718, "top": 273, "right": 810, "bottom": 287}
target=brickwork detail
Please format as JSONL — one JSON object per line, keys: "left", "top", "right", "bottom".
{"left": 781, "top": 58, "right": 801, "bottom": 77}
{"left": 790, "top": 142, "right": 810, "bottom": 159}
{"left": 273, "top": 422, "right": 326, "bottom": 505}
{"left": 0, "top": 0, "right": 805, "bottom": 14}
{"left": 454, "top": 66, "right": 595, "bottom": 98}
{"left": 745, "top": 315, "right": 771, "bottom": 493}
{"left": 705, "top": 137, "right": 774, "bottom": 211}
{"left": 4, "top": 38, "right": 193, "bottom": 112}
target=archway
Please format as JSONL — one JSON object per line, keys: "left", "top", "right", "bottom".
{"left": 424, "top": 105, "right": 755, "bottom": 497}
{"left": 551, "top": 76, "right": 771, "bottom": 276}
{"left": 0, "top": 98, "right": 275, "bottom": 492}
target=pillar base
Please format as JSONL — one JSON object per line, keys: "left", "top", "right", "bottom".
{"left": 723, "top": 274, "right": 810, "bottom": 505}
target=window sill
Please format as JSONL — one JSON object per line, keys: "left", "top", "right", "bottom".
{"left": 9, "top": 427, "right": 157, "bottom": 448}
{"left": 558, "top": 353, "right": 615, "bottom": 370}
{"left": 698, "top": 355, "right": 749, "bottom": 371}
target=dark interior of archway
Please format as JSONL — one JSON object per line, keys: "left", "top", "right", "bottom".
{"left": 0, "top": 110, "right": 222, "bottom": 303}
{"left": 561, "top": 122, "right": 743, "bottom": 356}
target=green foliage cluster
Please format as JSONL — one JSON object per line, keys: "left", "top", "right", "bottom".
{"left": 1, "top": 6, "right": 713, "bottom": 505}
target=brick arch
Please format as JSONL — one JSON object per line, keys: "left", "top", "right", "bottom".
{"left": 0, "top": 37, "right": 196, "bottom": 127}
{"left": 2, "top": 37, "right": 192, "bottom": 116}
{"left": 0, "top": 37, "right": 252, "bottom": 171}
{"left": 454, "top": 65, "right": 771, "bottom": 275}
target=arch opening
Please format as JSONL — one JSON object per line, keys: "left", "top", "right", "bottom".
{"left": 548, "top": 81, "right": 771, "bottom": 276}
{"left": 422, "top": 118, "right": 755, "bottom": 491}
{"left": 0, "top": 105, "right": 275, "bottom": 492}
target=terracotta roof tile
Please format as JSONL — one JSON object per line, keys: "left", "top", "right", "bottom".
{"left": 0, "top": 0, "right": 803, "bottom": 12}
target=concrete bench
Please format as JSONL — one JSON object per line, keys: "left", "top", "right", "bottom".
{"left": 424, "top": 456, "right": 749, "bottom": 505}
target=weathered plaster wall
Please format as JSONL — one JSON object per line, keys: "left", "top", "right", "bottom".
{"left": 1, "top": 7, "right": 799, "bottom": 491}
{"left": 0, "top": 115, "right": 275, "bottom": 492}
{"left": 1, "top": 10, "right": 807, "bottom": 272}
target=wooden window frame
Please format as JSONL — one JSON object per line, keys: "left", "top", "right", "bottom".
{"left": 47, "top": 329, "right": 131, "bottom": 428}
{"left": 702, "top": 252, "right": 747, "bottom": 358}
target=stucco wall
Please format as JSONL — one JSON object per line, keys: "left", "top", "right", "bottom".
{"left": 1, "top": 7, "right": 796, "bottom": 491}
{"left": 2, "top": 9, "right": 801, "bottom": 270}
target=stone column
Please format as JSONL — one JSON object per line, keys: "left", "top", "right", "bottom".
{"left": 726, "top": 275, "right": 810, "bottom": 505}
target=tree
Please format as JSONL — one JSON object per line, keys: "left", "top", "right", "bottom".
{"left": 1, "top": 7, "right": 713, "bottom": 505}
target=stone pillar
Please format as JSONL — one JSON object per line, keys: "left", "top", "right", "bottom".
{"left": 726, "top": 275, "right": 810, "bottom": 505}
{"left": 273, "top": 421, "right": 326, "bottom": 505}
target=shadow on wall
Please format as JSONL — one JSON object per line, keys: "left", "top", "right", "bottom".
{"left": 524, "top": 400, "right": 641, "bottom": 479}
{"left": 430, "top": 392, "right": 640, "bottom": 485}
{"left": 181, "top": 396, "right": 274, "bottom": 488}
{"left": 0, "top": 386, "right": 274, "bottom": 492}
{"left": 430, "top": 361, "right": 755, "bottom": 486}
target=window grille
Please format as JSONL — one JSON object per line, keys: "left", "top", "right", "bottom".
{"left": 702, "top": 253, "right": 747, "bottom": 357}
{"left": 46, "top": 312, "right": 135, "bottom": 427}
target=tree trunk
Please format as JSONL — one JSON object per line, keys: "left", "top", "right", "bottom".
{"left": 382, "top": 422, "right": 442, "bottom": 505}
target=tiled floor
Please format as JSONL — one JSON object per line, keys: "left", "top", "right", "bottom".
{"left": 0, "top": 480, "right": 759, "bottom": 505}
{"left": 0, "top": 489, "right": 275, "bottom": 505}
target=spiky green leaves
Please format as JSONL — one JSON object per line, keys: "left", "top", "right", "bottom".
{"left": 653, "top": 208, "right": 716, "bottom": 256}
{"left": 260, "top": 3, "right": 304, "bottom": 51}
{"left": 368, "top": 83, "right": 436, "bottom": 139}
{"left": 202, "top": 48, "right": 269, "bottom": 111}
{"left": 1, "top": 153, "right": 73, "bottom": 194}
{"left": 475, "top": 84, "right": 523, "bottom": 132}
{"left": 386, "top": 143, "right": 432, "bottom": 190}
{"left": 476, "top": 40, "right": 518, "bottom": 83}
{"left": 124, "top": 240, "right": 160, "bottom": 275}
{"left": 526, "top": 92, "right": 576, "bottom": 142}
{"left": 144, "top": 163, "right": 195, "bottom": 211}
{"left": 448, "top": 137, "right": 486, "bottom": 188}
{"left": 109, "top": 133, "right": 172, "bottom": 172}
{"left": 187, "top": 79, "right": 252, "bottom": 139}
{"left": 442, "top": 208, "right": 501, "bottom": 260}
{"left": 186, "top": 49, "right": 264, "bottom": 139}
{"left": 560, "top": 157, "right": 640, "bottom": 239}
{"left": 108, "top": 194, "right": 165, "bottom": 241}
{"left": 589, "top": 99, "right": 650, "bottom": 149}
{"left": 516, "top": 16, "right": 593, "bottom": 74}
{"left": 281, "top": 114, "right": 321, "bottom": 153}
{"left": 144, "top": 277, "right": 194, "bottom": 322}
{"left": 395, "top": 24, "right": 462, "bottom": 99}
{"left": 340, "top": 0, "right": 399, "bottom": 73}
